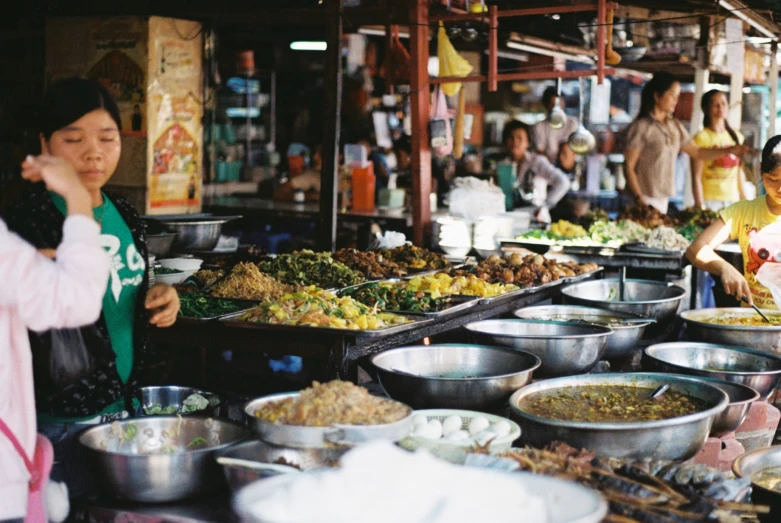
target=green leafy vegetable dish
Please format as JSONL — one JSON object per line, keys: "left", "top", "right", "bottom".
{"left": 143, "top": 393, "right": 216, "bottom": 416}
{"left": 178, "top": 293, "right": 247, "bottom": 319}
{"left": 341, "top": 282, "right": 453, "bottom": 313}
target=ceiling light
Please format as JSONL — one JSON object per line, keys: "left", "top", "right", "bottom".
{"left": 551, "top": 14, "right": 561, "bottom": 20}
{"left": 290, "top": 41, "right": 327, "bottom": 51}
{"left": 358, "top": 27, "right": 410, "bottom": 39}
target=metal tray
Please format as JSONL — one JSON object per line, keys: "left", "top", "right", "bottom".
{"left": 384, "top": 295, "right": 480, "bottom": 319}
{"left": 244, "top": 392, "right": 414, "bottom": 448}
{"left": 560, "top": 267, "right": 604, "bottom": 285}
{"left": 178, "top": 297, "right": 260, "bottom": 322}
{"left": 621, "top": 243, "right": 685, "bottom": 256}
{"left": 500, "top": 239, "right": 619, "bottom": 256}
{"left": 477, "top": 278, "right": 564, "bottom": 305}
{"left": 218, "top": 311, "right": 429, "bottom": 338}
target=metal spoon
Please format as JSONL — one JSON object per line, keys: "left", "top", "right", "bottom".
{"left": 742, "top": 295, "right": 772, "bottom": 323}
{"left": 619, "top": 266, "right": 626, "bottom": 302}
{"left": 648, "top": 384, "right": 669, "bottom": 400}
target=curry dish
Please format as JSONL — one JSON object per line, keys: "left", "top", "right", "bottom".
{"left": 520, "top": 385, "right": 708, "bottom": 423}
{"left": 699, "top": 313, "right": 781, "bottom": 327}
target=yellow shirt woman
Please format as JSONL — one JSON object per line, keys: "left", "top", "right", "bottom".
{"left": 692, "top": 128, "right": 744, "bottom": 205}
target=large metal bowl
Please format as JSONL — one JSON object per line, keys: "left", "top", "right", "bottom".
{"left": 514, "top": 305, "right": 653, "bottom": 360}
{"left": 681, "top": 308, "right": 781, "bottom": 355}
{"left": 733, "top": 445, "right": 781, "bottom": 523}
{"left": 244, "top": 392, "right": 413, "bottom": 448}
{"left": 464, "top": 319, "right": 612, "bottom": 378}
{"left": 370, "top": 344, "right": 541, "bottom": 411}
{"left": 216, "top": 440, "right": 343, "bottom": 494}
{"left": 162, "top": 218, "right": 235, "bottom": 251}
{"left": 79, "top": 417, "right": 248, "bottom": 502}
{"left": 686, "top": 376, "right": 759, "bottom": 436}
{"left": 560, "top": 279, "right": 686, "bottom": 340}
{"left": 509, "top": 373, "right": 728, "bottom": 460}
{"left": 146, "top": 233, "right": 177, "bottom": 257}
{"left": 642, "top": 342, "right": 781, "bottom": 399}
{"left": 136, "top": 385, "right": 221, "bottom": 417}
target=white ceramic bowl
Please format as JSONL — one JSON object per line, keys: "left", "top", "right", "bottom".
{"left": 439, "top": 244, "right": 472, "bottom": 258}
{"left": 154, "top": 270, "right": 195, "bottom": 285}
{"left": 158, "top": 258, "right": 203, "bottom": 272}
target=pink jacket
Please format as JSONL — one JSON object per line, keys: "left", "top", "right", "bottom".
{"left": 0, "top": 215, "right": 108, "bottom": 519}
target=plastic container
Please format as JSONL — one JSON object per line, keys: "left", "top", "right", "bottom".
{"left": 378, "top": 188, "right": 405, "bottom": 208}
{"left": 351, "top": 163, "right": 376, "bottom": 212}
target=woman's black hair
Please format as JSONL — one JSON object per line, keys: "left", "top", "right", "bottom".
{"left": 637, "top": 72, "right": 679, "bottom": 120}
{"left": 40, "top": 77, "right": 122, "bottom": 139}
{"left": 541, "top": 86, "right": 559, "bottom": 108}
{"left": 502, "top": 120, "right": 532, "bottom": 147}
{"left": 761, "top": 135, "right": 781, "bottom": 174}
{"left": 701, "top": 89, "right": 740, "bottom": 145}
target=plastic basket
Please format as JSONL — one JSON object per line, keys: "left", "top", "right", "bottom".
{"left": 399, "top": 409, "right": 521, "bottom": 464}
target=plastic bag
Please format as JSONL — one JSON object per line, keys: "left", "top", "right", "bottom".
{"left": 47, "top": 329, "right": 96, "bottom": 389}
{"left": 437, "top": 23, "right": 473, "bottom": 97}
{"left": 430, "top": 86, "right": 453, "bottom": 156}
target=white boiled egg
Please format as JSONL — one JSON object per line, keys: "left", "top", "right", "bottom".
{"left": 412, "top": 414, "right": 429, "bottom": 429}
{"left": 468, "top": 416, "right": 490, "bottom": 435}
{"left": 427, "top": 419, "right": 444, "bottom": 439}
{"left": 492, "top": 420, "right": 512, "bottom": 438}
{"left": 442, "top": 415, "right": 463, "bottom": 437}
{"left": 444, "top": 429, "right": 470, "bottom": 442}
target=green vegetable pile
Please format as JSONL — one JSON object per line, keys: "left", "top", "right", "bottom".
{"left": 155, "top": 267, "right": 183, "bottom": 275}
{"left": 178, "top": 293, "right": 246, "bottom": 319}
{"left": 257, "top": 250, "right": 365, "bottom": 288}
{"left": 143, "top": 393, "right": 213, "bottom": 416}
{"left": 342, "top": 282, "right": 452, "bottom": 313}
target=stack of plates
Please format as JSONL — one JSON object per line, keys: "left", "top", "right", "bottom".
{"left": 437, "top": 217, "right": 472, "bottom": 258}
{"left": 473, "top": 216, "right": 499, "bottom": 259}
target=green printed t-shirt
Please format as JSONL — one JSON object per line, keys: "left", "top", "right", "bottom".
{"left": 44, "top": 192, "right": 145, "bottom": 421}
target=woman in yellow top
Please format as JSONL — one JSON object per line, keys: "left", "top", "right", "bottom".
{"left": 687, "top": 135, "right": 781, "bottom": 309}
{"left": 691, "top": 90, "right": 747, "bottom": 210}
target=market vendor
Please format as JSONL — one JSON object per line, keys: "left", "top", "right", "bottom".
{"left": 686, "top": 135, "right": 781, "bottom": 309}
{"left": 531, "top": 86, "right": 579, "bottom": 164}
{"left": 502, "top": 120, "right": 570, "bottom": 223}
{"left": 1, "top": 77, "right": 181, "bottom": 499}
{"left": 625, "top": 73, "right": 750, "bottom": 214}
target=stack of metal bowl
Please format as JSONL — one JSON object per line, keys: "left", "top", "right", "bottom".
{"left": 733, "top": 446, "right": 781, "bottom": 523}
{"left": 642, "top": 342, "right": 781, "bottom": 399}
{"left": 560, "top": 279, "right": 686, "bottom": 340}
{"left": 514, "top": 305, "right": 653, "bottom": 360}
{"left": 370, "top": 344, "right": 541, "bottom": 411}
{"left": 464, "top": 319, "right": 612, "bottom": 377}
{"left": 79, "top": 417, "right": 248, "bottom": 502}
{"left": 680, "top": 308, "right": 781, "bottom": 354}
{"left": 508, "top": 373, "right": 728, "bottom": 460}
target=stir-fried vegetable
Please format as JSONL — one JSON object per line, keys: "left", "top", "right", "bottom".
{"left": 341, "top": 282, "right": 452, "bottom": 312}
{"left": 178, "top": 294, "right": 247, "bottom": 318}
{"left": 257, "top": 251, "right": 365, "bottom": 288}
{"left": 378, "top": 244, "right": 451, "bottom": 270}
{"left": 144, "top": 393, "right": 214, "bottom": 416}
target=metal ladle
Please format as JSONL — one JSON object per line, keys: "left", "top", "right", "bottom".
{"left": 568, "top": 77, "right": 596, "bottom": 155}
{"left": 648, "top": 384, "right": 669, "bottom": 400}
{"left": 548, "top": 78, "right": 567, "bottom": 130}
{"left": 742, "top": 295, "right": 772, "bottom": 323}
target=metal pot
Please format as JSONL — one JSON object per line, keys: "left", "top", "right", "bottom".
{"left": 135, "top": 386, "right": 221, "bottom": 417}
{"left": 733, "top": 445, "right": 781, "bottom": 523}
{"left": 216, "top": 440, "right": 342, "bottom": 494}
{"left": 78, "top": 417, "right": 248, "bottom": 503}
{"left": 513, "top": 305, "right": 652, "bottom": 360}
{"left": 146, "top": 233, "right": 177, "bottom": 258}
{"left": 560, "top": 279, "right": 686, "bottom": 340}
{"left": 687, "top": 376, "right": 758, "bottom": 437}
{"left": 160, "top": 218, "right": 238, "bottom": 251}
{"left": 680, "top": 308, "right": 781, "bottom": 355}
{"left": 642, "top": 342, "right": 781, "bottom": 399}
{"left": 509, "top": 373, "right": 728, "bottom": 461}
{"left": 370, "top": 344, "right": 540, "bottom": 410}
{"left": 464, "top": 319, "right": 612, "bottom": 378}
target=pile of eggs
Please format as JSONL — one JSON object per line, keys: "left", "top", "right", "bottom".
{"left": 410, "top": 413, "right": 512, "bottom": 445}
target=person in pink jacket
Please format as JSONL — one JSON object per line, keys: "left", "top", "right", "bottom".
{"left": 0, "top": 155, "right": 109, "bottom": 522}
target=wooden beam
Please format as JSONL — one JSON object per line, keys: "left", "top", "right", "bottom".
{"left": 771, "top": 41, "right": 778, "bottom": 138}
{"left": 410, "top": 0, "right": 431, "bottom": 247}
{"left": 488, "top": 5, "right": 498, "bottom": 92}
{"left": 319, "top": 0, "right": 343, "bottom": 253}
{"left": 430, "top": 3, "right": 618, "bottom": 22}
{"left": 430, "top": 68, "right": 618, "bottom": 84}
{"left": 596, "top": 0, "right": 606, "bottom": 84}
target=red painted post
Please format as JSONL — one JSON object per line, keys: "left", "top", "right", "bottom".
{"left": 410, "top": 0, "right": 432, "bottom": 247}
{"left": 488, "top": 5, "right": 498, "bottom": 92}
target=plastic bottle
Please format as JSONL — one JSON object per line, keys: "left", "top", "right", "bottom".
{"left": 351, "top": 162, "right": 376, "bottom": 212}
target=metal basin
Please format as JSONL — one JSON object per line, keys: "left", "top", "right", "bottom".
{"left": 244, "top": 393, "right": 413, "bottom": 448}
{"left": 464, "top": 319, "right": 611, "bottom": 378}
{"left": 681, "top": 308, "right": 781, "bottom": 355}
{"left": 642, "top": 342, "right": 781, "bottom": 399}
{"left": 733, "top": 446, "right": 781, "bottom": 523}
{"left": 509, "top": 373, "right": 728, "bottom": 461}
{"left": 162, "top": 219, "right": 234, "bottom": 251}
{"left": 514, "top": 305, "right": 652, "bottom": 360}
{"left": 136, "top": 386, "right": 220, "bottom": 417}
{"left": 79, "top": 417, "right": 248, "bottom": 503}
{"left": 561, "top": 279, "right": 686, "bottom": 340}
{"left": 216, "top": 440, "right": 343, "bottom": 494}
{"left": 146, "top": 233, "right": 177, "bottom": 257}
{"left": 684, "top": 376, "right": 759, "bottom": 437}
{"left": 370, "top": 344, "right": 541, "bottom": 411}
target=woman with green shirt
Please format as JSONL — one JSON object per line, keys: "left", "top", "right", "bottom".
{"left": 2, "top": 77, "right": 180, "bottom": 499}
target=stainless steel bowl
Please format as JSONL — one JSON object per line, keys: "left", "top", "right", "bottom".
{"left": 681, "top": 308, "right": 781, "bottom": 355}
{"left": 217, "top": 440, "right": 342, "bottom": 494}
{"left": 370, "top": 344, "right": 541, "bottom": 410}
{"left": 509, "top": 373, "right": 728, "bottom": 460}
{"left": 561, "top": 279, "right": 686, "bottom": 340}
{"left": 244, "top": 393, "right": 413, "bottom": 448}
{"left": 684, "top": 376, "right": 759, "bottom": 436}
{"left": 136, "top": 385, "right": 220, "bottom": 417}
{"left": 146, "top": 233, "right": 177, "bottom": 257}
{"left": 733, "top": 445, "right": 781, "bottom": 523}
{"left": 642, "top": 342, "right": 781, "bottom": 399}
{"left": 79, "top": 417, "right": 248, "bottom": 502}
{"left": 514, "top": 305, "right": 653, "bottom": 360}
{"left": 464, "top": 319, "right": 612, "bottom": 378}
{"left": 162, "top": 219, "right": 234, "bottom": 251}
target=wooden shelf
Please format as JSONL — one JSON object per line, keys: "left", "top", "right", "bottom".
{"left": 618, "top": 60, "right": 731, "bottom": 85}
